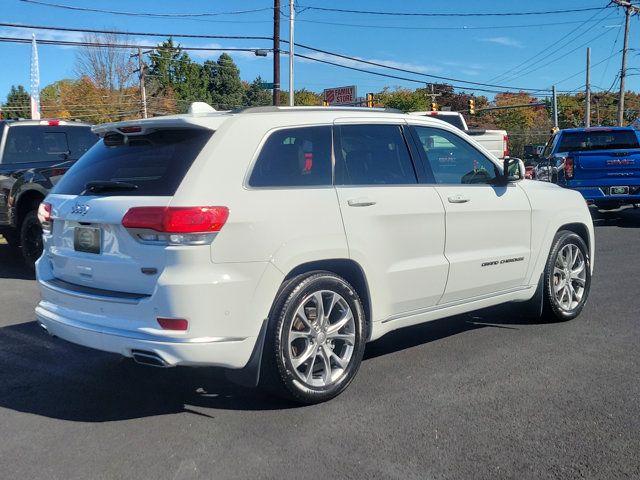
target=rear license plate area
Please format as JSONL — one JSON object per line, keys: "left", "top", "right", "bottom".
{"left": 74, "top": 226, "right": 101, "bottom": 254}
{"left": 610, "top": 186, "right": 629, "bottom": 195}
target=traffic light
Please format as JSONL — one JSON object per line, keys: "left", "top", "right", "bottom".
{"left": 550, "top": 126, "right": 559, "bottom": 134}
{"left": 366, "top": 93, "right": 374, "bottom": 108}
{"left": 431, "top": 102, "right": 438, "bottom": 112}
{"left": 468, "top": 97, "right": 476, "bottom": 115}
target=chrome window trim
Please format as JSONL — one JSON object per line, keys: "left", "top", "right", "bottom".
{"left": 243, "top": 123, "right": 334, "bottom": 190}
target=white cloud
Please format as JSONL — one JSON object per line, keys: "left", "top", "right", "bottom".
{"left": 482, "top": 36, "right": 523, "bottom": 48}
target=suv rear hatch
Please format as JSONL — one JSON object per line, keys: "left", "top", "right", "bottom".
{"left": 2, "top": 121, "right": 97, "bottom": 164}
{"left": 558, "top": 129, "right": 640, "bottom": 182}
{"left": 41, "top": 128, "right": 214, "bottom": 295}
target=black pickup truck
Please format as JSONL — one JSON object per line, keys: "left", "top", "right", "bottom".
{"left": 0, "top": 119, "right": 98, "bottom": 268}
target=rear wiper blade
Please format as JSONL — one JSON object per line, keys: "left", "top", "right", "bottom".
{"left": 83, "top": 181, "right": 139, "bottom": 194}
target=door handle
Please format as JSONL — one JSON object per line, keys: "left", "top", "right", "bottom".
{"left": 447, "top": 195, "right": 470, "bottom": 204}
{"left": 347, "top": 197, "right": 377, "bottom": 207}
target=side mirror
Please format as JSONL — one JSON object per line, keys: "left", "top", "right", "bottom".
{"left": 500, "top": 157, "right": 525, "bottom": 184}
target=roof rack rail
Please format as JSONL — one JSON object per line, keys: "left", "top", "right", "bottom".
{"left": 233, "top": 105, "right": 404, "bottom": 114}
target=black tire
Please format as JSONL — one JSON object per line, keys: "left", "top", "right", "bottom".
{"left": 260, "top": 271, "right": 366, "bottom": 404}
{"left": 541, "top": 230, "right": 591, "bottom": 322}
{"left": 20, "top": 210, "right": 43, "bottom": 270}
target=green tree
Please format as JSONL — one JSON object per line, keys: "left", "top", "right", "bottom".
{"left": 244, "top": 76, "right": 272, "bottom": 107}
{"left": 148, "top": 39, "right": 210, "bottom": 113}
{"left": 375, "top": 87, "right": 429, "bottom": 112}
{"left": 3, "top": 85, "right": 31, "bottom": 119}
{"left": 206, "top": 53, "right": 244, "bottom": 109}
{"left": 294, "top": 88, "right": 322, "bottom": 106}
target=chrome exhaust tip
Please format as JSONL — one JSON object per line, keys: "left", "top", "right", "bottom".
{"left": 131, "top": 350, "right": 170, "bottom": 368}
{"left": 38, "top": 322, "right": 51, "bottom": 334}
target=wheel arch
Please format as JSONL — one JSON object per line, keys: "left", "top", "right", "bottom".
{"left": 15, "top": 189, "right": 45, "bottom": 228}
{"left": 558, "top": 222, "right": 591, "bottom": 255}
{"left": 283, "top": 259, "right": 373, "bottom": 341}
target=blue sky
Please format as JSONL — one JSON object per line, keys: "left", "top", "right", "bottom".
{"left": 0, "top": 0, "right": 635, "bottom": 102}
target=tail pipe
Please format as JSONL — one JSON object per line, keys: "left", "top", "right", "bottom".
{"left": 131, "top": 350, "right": 170, "bottom": 368}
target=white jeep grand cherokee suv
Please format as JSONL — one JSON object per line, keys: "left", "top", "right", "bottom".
{"left": 35, "top": 105, "right": 594, "bottom": 404}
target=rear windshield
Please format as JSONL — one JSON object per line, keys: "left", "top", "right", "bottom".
{"left": 430, "top": 114, "right": 465, "bottom": 130}
{"left": 52, "top": 129, "right": 212, "bottom": 196}
{"left": 558, "top": 130, "right": 640, "bottom": 152}
{"left": 2, "top": 125, "right": 98, "bottom": 163}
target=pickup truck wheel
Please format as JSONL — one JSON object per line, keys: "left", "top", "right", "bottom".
{"left": 542, "top": 231, "right": 591, "bottom": 322}
{"left": 20, "top": 210, "right": 43, "bottom": 270}
{"left": 261, "top": 271, "right": 366, "bottom": 404}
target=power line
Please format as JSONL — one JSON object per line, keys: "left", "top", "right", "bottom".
{"left": 296, "top": 53, "right": 538, "bottom": 94}
{"left": 1, "top": 22, "right": 554, "bottom": 92}
{"left": 293, "top": 17, "right": 611, "bottom": 31}
{"left": 18, "top": 0, "right": 273, "bottom": 18}
{"left": 0, "top": 22, "right": 273, "bottom": 41}
{"left": 552, "top": 50, "right": 623, "bottom": 86}
{"left": 296, "top": 4, "right": 610, "bottom": 17}
{"left": 504, "top": 23, "right": 618, "bottom": 83}
{"left": 0, "top": 36, "right": 270, "bottom": 54}
{"left": 488, "top": 7, "right": 612, "bottom": 83}
{"left": 600, "top": 22, "right": 623, "bottom": 86}
{"left": 294, "top": 43, "right": 549, "bottom": 92}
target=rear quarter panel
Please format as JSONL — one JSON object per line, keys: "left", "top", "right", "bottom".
{"left": 170, "top": 115, "right": 350, "bottom": 322}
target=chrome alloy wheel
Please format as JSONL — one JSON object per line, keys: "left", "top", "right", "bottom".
{"left": 285, "top": 290, "right": 356, "bottom": 388}
{"left": 553, "top": 243, "right": 587, "bottom": 312}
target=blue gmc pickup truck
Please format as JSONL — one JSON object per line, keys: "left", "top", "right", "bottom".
{"left": 535, "top": 127, "right": 640, "bottom": 209}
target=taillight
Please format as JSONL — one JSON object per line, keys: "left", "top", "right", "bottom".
{"left": 38, "top": 202, "right": 52, "bottom": 233}
{"left": 122, "top": 206, "right": 228, "bottom": 245}
{"left": 503, "top": 135, "right": 509, "bottom": 158}
{"left": 157, "top": 317, "right": 189, "bottom": 331}
{"left": 564, "top": 157, "right": 574, "bottom": 179}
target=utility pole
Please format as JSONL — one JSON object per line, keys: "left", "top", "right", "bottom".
{"left": 585, "top": 47, "right": 591, "bottom": 128}
{"left": 273, "top": 0, "right": 281, "bottom": 106}
{"left": 618, "top": 3, "right": 631, "bottom": 125}
{"left": 288, "top": 0, "right": 294, "bottom": 106}
{"left": 552, "top": 85, "right": 558, "bottom": 129}
{"left": 612, "top": 0, "right": 639, "bottom": 125}
{"left": 131, "top": 48, "right": 148, "bottom": 119}
{"left": 425, "top": 84, "right": 442, "bottom": 108}
{"left": 137, "top": 47, "right": 148, "bottom": 119}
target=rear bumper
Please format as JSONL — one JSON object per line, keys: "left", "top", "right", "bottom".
{"left": 36, "top": 302, "right": 257, "bottom": 368}
{"left": 569, "top": 186, "right": 640, "bottom": 205}
{"left": 35, "top": 255, "right": 285, "bottom": 368}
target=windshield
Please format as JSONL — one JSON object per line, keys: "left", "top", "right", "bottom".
{"left": 52, "top": 129, "right": 213, "bottom": 196}
{"left": 558, "top": 130, "right": 640, "bottom": 153}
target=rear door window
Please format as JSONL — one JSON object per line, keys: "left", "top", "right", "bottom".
{"left": 52, "top": 129, "right": 212, "bottom": 196}
{"left": 334, "top": 124, "right": 417, "bottom": 185}
{"left": 2, "top": 126, "right": 98, "bottom": 163}
{"left": 249, "top": 126, "right": 332, "bottom": 187}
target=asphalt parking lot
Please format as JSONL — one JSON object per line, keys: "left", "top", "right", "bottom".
{"left": 0, "top": 208, "right": 639, "bottom": 480}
